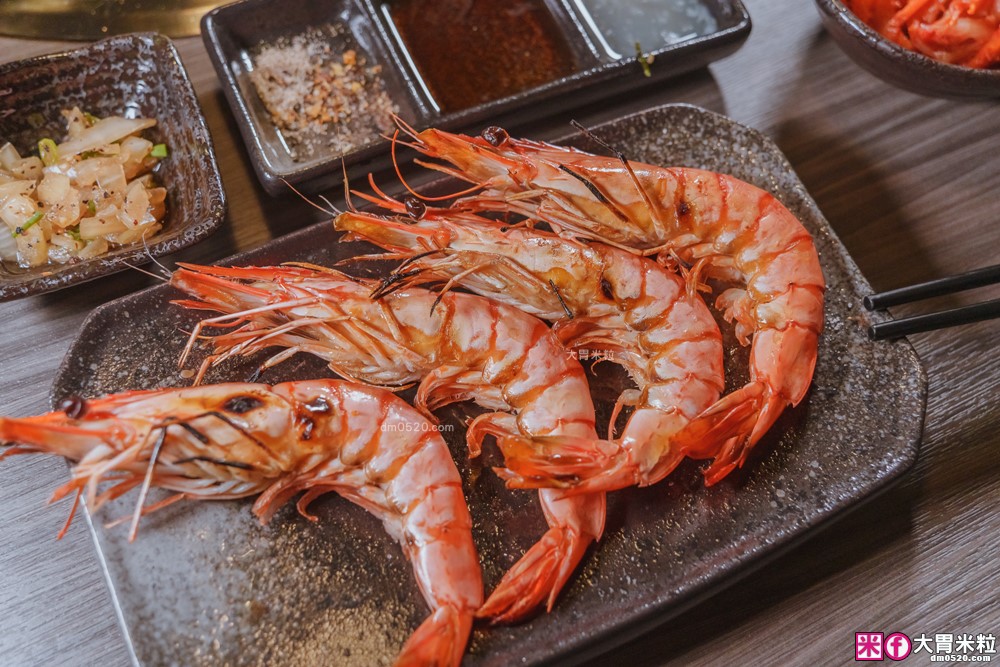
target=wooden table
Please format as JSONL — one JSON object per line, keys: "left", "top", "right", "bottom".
{"left": 1, "top": 1, "right": 998, "bottom": 665}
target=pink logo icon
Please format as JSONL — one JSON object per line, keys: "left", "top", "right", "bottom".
{"left": 856, "top": 632, "right": 884, "bottom": 661}
{"left": 886, "top": 633, "right": 912, "bottom": 660}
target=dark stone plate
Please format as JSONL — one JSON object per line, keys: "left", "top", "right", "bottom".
{"left": 815, "top": 0, "right": 1000, "bottom": 100}
{"left": 52, "top": 104, "right": 925, "bottom": 666}
{"left": 0, "top": 33, "right": 226, "bottom": 301}
{"left": 201, "top": 0, "right": 751, "bottom": 195}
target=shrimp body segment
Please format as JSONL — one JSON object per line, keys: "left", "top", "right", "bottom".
{"left": 0, "top": 380, "right": 481, "bottom": 667}
{"left": 395, "top": 126, "right": 825, "bottom": 484}
{"left": 170, "top": 263, "right": 606, "bottom": 623}
{"left": 336, "top": 205, "right": 726, "bottom": 493}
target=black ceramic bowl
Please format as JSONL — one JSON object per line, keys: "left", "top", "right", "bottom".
{"left": 0, "top": 33, "right": 226, "bottom": 301}
{"left": 815, "top": 0, "right": 1000, "bottom": 99}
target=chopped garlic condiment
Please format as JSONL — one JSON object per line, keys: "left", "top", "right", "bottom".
{"left": 250, "top": 24, "right": 400, "bottom": 161}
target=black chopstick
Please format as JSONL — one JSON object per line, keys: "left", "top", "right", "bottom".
{"left": 863, "top": 263, "right": 1000, "bottom": 310}
{"left": 864, "top": 263, "right": 1000, "bottom": 340}
{"left": 867, "top": 298, "right": 1000, "bottom": 340}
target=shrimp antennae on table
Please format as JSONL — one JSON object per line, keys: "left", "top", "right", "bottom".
{"left": 0, "top": 380, "right": 482, "bottom": 667}
{"left": 169, "top": 263, "right": 607, "bottom": 623}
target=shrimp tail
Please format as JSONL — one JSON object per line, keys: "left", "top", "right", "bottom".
{"left": 478, "top": 488, "right": 603, "bottom": 623}
{"left": 679, "top": 319, "right": 820, "bottom": 484}
{"left": 493, "top": 434, "right": 635, "bottom": 495}
{"left": 395, "top": 604, "right": 473, "bottom": 667}
{"left": 476, "top": 523, "right": 591, "bottom": 624}
{"left": 671, "top": 382, "right": 769, "bottom": 485}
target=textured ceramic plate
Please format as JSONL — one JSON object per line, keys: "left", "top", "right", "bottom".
{"left": 201, "top": 0, "right": 750, "bottom": 194}
{"left": 0, "top": 33, "right": 226, "bottom": 301}
{"left": 52, "top": 104, "right": 925, "bottom": 666}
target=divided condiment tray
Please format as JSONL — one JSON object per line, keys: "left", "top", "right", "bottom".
{"left": 202, "top": 0, "right": 751, "bottom": 195}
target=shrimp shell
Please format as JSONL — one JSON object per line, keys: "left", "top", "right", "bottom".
{"left": 169, "top": 263, "right": 606, "bottom": 623}
{"left": 390, "top": 123, "right": 825, "bottom": 484}
{"left": 0, "top": 380, "right": 481, "bottom": 667}
{"left": 336, "top": 201, "right": 726, "bottom": 493}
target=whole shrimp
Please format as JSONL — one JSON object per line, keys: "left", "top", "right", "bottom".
{"left": 336, "top": 200, "right": 726, "bottom": 492}
{"left": 169, "top": 263, "right": 605, "bottom": 623}
{"left": 390, "top": 122, "right": 825, "bottom": 483}
{"left": 0, "top": 380, "right": 481, "bottom": 667}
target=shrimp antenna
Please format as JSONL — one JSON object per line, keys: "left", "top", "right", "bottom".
{"left": 122, "top": 260, "right": 170, "bottom": 283}
{"left": 128, "top": 427, "right": 167, "bottom": 542}
{"left": 281, "top": 178, "right": 340, "bottom": 217}
{"left": 341, "top": 159, "right": 356, "bottom": 213}
{"left": 390, "top": 129, "right": 485, "bottom": 202}
{"left": 365, "top": 172, "right": 402, "bottom": 207}
{"left": 371, "top": 269, "right": 421, "bottom": 300}
{"left": 318, "top": 194, "right": 338, "bottom": 215}
{"left": 570, "top": 120, "right": 625, "bottom": 158}
{"left": 141, "top": 233, "right": 173, "bottom": 279}
{"left": 569, "top": 120, "right": 669, "bottom": 233}
{"left": 395, "top": 249, "right": 444, "bottom": 273}
{"left": 392, "top": 113, "right": 422, "bottom": 141}
{"left": 549, "top": 280, "right": 573, "bottom": 319}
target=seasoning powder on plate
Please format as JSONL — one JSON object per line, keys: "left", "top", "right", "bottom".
{"left": 250, "top": 24, "right": 399, "bottom": 161}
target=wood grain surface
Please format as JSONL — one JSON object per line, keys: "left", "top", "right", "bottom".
{"left": 1, "top": 1, "right": 998, "bottom": 665}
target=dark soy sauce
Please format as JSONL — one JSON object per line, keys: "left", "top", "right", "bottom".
{"left": 385, "top": 0, "right": 580, "bottom": 112}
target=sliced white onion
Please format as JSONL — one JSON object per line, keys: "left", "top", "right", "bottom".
{"left": 14, "top": 222, "right": 46, "bottom": 267}
{"left": 61, "top": 107, "right": 88, "bottom": 140}
{"left": 11, "top": 157, "right": 42, "bottom": 180}
{"left": 80, "top": 210, "right": 128, "bottom": 240}
{"left": 0, "top": 143, "right": 21, "bottom": 171}
{"left": 0, "top": 180, "right": 36, "bottom": 204}
{"left": 0, "top": 225, "right": 18, "bottom": 261}
{"left": 77, "top": 236, "right": 108, "bottom": 259}
{"left": 57, "top": 116, "right": 157, "bottom": 159}
{"left": 0, "top": 194, "right": 37, "bottom": 231}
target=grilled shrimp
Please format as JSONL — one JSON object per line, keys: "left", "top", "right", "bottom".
{"left": 391, "top": 123, "right": 825, "bottom": 484}
{"left": 0, "top": 380, "right": 481, "bottom": 667}
{"left": 336, "top": 201, "right": 726, "bottom": 492}
{"left": 170, "top": 263, "right": 605, "bottom": 623}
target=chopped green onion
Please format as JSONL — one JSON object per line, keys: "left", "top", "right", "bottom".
{"left": 84, "top": 112, "right": 101, "bottom": 125}
{"left": 635, "top": 42, "right": 652, "bottom": 78}
{"left": 87, "top": 199, "right": 97, "bottom": 215}
{"left": 12, "top": 210, "right": 43, "bottom": 237}
{"left": 150, "top": 143, "right": 168, "bottom": 158}
{"left": 38, "top": 138, "right": 59, "bottom": 166}
{"left": 66, "top": 227, "right": 82, "bottom": 241}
